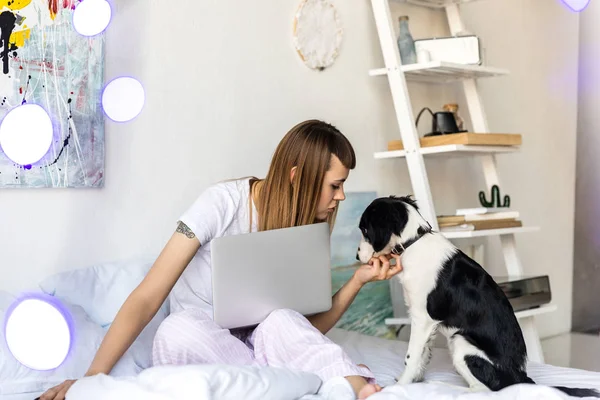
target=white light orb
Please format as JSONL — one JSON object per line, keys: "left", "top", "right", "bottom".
{"left": 102, "top": 77, "right": 145, "bottom": 122}
{"left": 0, "top": 104, "right": 54, "bottom": 166}
{"left": 73, "top": 0, "right": 112, "bottom": 37}
{"left": 5, "top": 298, "right": 71, "bottom": 370}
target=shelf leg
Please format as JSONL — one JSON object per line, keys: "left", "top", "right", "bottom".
{"left": 369, "top": 0, "right": 438, "bottom": 229}
{"left": 521, "top": 316, "right": 545, "bottom": 363}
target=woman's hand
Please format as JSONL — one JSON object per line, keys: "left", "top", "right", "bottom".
{"left": 353, "top": 254, "right": 403, "bottom": 286}
{"left": 38, "top": 379, "right": 77, "bottom": 400}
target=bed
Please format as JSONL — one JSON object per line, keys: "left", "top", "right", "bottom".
{"left": 2, "top": 261, "right": 598, "bottom": 400}
{"left": 6, "top": 327, "right": 599, "bottom": 400}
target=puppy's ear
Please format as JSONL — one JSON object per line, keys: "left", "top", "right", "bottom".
{"left": 390, "top": 194, "right": 419, "bottom": 210}
{"left": 402, "top": 195, "right": 419, "bottom": 210}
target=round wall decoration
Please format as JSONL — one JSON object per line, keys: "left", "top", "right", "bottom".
{"left": 293, "top": 0, "right": 343, "bottom": 71}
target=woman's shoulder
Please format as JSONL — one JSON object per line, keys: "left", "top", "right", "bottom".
{"left": 196, "top": 177, "right": 251, "bottom": 206}
{"left": 210, "top": 177, "right": 251, "bottom": 197}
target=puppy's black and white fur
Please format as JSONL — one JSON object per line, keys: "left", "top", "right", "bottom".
{"left": 357, "top": 196, "right": 599, "bottom": 397}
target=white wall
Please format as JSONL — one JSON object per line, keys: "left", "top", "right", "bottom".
{"left": 573, "top": 0, "right": 600, "bottom": 333}
{"left": 0, "top": 0, "right": 579, "bottom": 338}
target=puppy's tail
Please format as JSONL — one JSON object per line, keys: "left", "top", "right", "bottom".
{"left": 553, "top": 387, "right": 600, "bottom": 398}
{"left": 525, "top": 376, "right": 600, "bottom": 398}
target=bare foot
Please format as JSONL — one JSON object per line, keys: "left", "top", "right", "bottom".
{"left": 358, "top": 383, "right": 382, "bottom": 399}
{"left": 347, "top": 366, "right": 382, "bottom": 399}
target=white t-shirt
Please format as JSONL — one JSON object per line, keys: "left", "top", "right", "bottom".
{"left": 169, "top": 178, "right": 257, "bottom": 318}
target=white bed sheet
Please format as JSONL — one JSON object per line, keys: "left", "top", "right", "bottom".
{"left": 4, "top": 328, "right": 599, "bottom": 400}
{"left": 327, "top": 328, "right": 600, "bottom": 393}
{"left": 2, "top": 392, "right": 43, "bottom": 400}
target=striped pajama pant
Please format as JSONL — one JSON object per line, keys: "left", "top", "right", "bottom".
{"left": 152, "top": 308, "right": 375, "bottom": 383}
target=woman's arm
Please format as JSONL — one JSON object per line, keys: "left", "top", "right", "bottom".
{"left": 86, "top": 223, "right": 200, "bottom": 375}
{"left": 307, "top": 255, "right": 402, "bottom": 335}
{"left": 40, "top": 222, "right": 200, "bottom": 400}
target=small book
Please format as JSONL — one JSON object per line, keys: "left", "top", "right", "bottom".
{"left": 455, "top": 207, "right": 512, "bottom": 216}
{"left": 440, "top": 220, "right": 522, "bottom": 232}
{"left": 437, "top": 211, "right": 520, "bottom": 225}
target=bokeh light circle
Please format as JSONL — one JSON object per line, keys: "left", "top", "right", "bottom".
{"left": 72, "top": 0, "right": 112, "bottom": 37}
{"left": 0, "top": 104, "right": 54, "bottom": 166}
{"left": 101, "top": 77, "right": 145, "bottom": 122}
{"left": 4, "top": 294, "right": 72, "bottom": 370}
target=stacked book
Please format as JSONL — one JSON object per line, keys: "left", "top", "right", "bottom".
{"left": 437, "top": 208, "right": 521, "bottom": 232}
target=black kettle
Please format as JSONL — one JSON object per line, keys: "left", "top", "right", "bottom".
{"left": 415, "top": 107, "right": 462, "bottom": 137}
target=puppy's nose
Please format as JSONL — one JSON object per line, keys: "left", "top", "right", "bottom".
{"left": 356, "top": 254, "right": 359, "bottom": 261}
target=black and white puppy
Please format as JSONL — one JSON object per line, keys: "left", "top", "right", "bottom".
{"left": 357, "top": 195, "right": 599, "bottom": 397}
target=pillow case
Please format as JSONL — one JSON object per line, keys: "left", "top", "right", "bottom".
{"left": 38, "top": 258, "right": 168, "bottom": 328}
{"left": 0, "top": 288, "right": 155, "bottom": 395}
{"left": 1, "top": 259, "right": 171, "bottom": 395}
{"left": 0, "top": 290, "right": 105, "bottom": 395}
{"left": 38, "top": 258, "right": 169, "bottom": 372}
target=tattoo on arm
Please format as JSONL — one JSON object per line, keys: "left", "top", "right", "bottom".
{"left": 176, "top": 221, "right": 196, "bottom": 239}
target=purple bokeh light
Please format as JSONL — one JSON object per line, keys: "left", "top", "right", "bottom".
{"left": 3, "top": 293, "right": 74, "bottom": 371}
{"left": 561, "top": 0, "right": 591, "bottom": 12}
{"left": 101, "top": 76, "right": 146, "bottom": 123}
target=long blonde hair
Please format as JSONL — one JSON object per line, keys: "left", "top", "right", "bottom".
{"left": 250, "top": 120, "right": 356, "bottom": 232}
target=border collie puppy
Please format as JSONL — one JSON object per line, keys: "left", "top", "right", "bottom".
{"left": 357, "top": 195, "right": 599, "bottom": 398}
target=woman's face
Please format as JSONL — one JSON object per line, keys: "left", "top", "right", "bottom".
{"left": 316, "top": 155, "right": 350, "bottom": 221}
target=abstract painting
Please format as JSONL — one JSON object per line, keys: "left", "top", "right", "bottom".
{"left": 331, "top": 192, "right": 396, "bottom": 338}
{"left": 0, "top": 0, "right": 104, "bottom": 188}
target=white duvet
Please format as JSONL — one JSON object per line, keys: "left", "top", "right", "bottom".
{"left": 66, "top": 364, "right": 578, "bottom": 400}
{"left": 65, "top": 328, "right": 600, "bottom": 400}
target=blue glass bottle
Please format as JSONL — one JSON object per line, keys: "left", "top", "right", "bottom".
{"left": 397, "top": 16, "right": 417, "bottom": 65}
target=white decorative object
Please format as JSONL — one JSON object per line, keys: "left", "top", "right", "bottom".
{"left": 293, "top": 0, "right": 343, "bottom": 71}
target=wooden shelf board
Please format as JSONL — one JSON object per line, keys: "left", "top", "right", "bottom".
{"left": 442, "top": 226, "right": 539, "bottom": 239}
{"left": 374, "top": 144, "right": 520, "bottom": 159}
{"left": 369, "top": 61, "right": 508, "bottom": 83}
{"left": 387, "top": 133, "right": 522, "bottom": 151}
{"left": 385, "top": 304, "right": 557, "bottom": 326}
{"left": 391, "top": 0, "right": 483, "bottom": 8}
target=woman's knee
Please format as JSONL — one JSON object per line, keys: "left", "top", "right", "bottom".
{"left": 255, "top": 308, "right": 313, "bottom": 338}
{"left": 154, "top": 309, "right": 212, "bottom": 340}
{"left": 152, "top": 309, "right": 216, "bottom": 365}
{"left": 264, "top": 308, "right": 306, "bottom": 325}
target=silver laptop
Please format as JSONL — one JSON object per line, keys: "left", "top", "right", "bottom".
{"left": 211, "top": 222, "right": 332, "bottom": 329}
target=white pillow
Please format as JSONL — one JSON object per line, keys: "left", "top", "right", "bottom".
{"left": 0, "top": 290, "right": 152, "bottom": 395}
{"left": 38, "top": 258, "right": 168, "bottom": 328}
{"left": 0, "top": 290, "right": 105, "bottom": 395}
{"left": 38, "top": 258, "right": 169, "bottom": 372}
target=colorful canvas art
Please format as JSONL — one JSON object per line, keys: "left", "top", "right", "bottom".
{"left": 331, "top": 192, "right": 395, "bottom": 338}
{"left": 0, "top": 0, "right": 104, "bottom": 188}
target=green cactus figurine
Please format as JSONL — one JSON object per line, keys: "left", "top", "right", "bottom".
{"left": 479, "top": 185, "right": 510, "bottom": 208}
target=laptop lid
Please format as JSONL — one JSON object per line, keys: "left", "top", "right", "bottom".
{"left": 211, "top": 222, "right": 332, "bottom": 329}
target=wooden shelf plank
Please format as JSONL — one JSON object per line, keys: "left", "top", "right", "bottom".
{"left": 374, "top": 144, "right": 520, "bottom": 159}
{"left": 385, "top": 304, "right": 557, "bottom": 326}
{"left": 387, "top": 133, "right": 522, "bottom": 151}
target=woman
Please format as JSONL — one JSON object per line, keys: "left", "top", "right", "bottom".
{"left": 39, "top": 120, "right": 402, "bottom": 400}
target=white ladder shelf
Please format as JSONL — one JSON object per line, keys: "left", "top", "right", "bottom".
{"left": 369, "top": 0, "right": 554, "bottom": 363}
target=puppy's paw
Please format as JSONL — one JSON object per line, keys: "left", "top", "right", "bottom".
{"left": 468, "top": 384, "right": 489, "bottom": 393}
{"left": 395, "top": 373, "right": 413, "bottom": 385}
